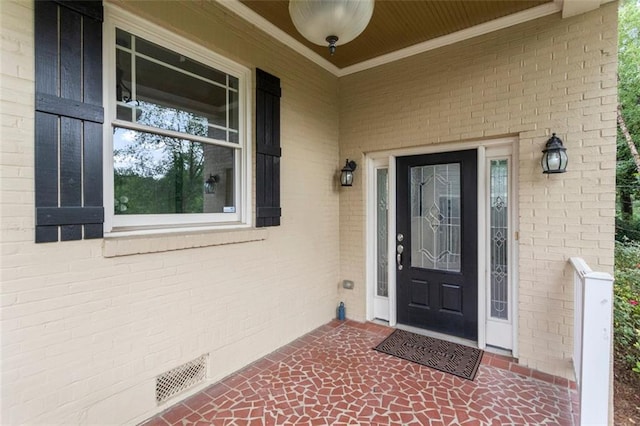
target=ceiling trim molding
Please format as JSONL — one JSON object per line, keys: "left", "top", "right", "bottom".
{"left": 216, "top": 0, "right": 341, "bottom": 75}
{"left": 217, "top": 1, "right": 562, "bottom": 78}
{"left": 337, "top": 2, "right": 562, "bottom": 76}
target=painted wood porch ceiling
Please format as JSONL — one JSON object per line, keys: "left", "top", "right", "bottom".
{"left": 230, "top": 0, "right": 552, "bottom": 74}
{"left": 221, "top": 0, "right": 610, "bottom": 76}
{"left": 241, "top": 0, "right": 549, "bottom": 67}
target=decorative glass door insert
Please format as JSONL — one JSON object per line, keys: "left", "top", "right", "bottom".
{"left": 410, "top": 164, "right": 461, "bottom": 272}
{"left": 489, "top": 159, "right": 509, "bottom": 319}
{"left": 376, "top": 169, "right": 389, "bottom": 298}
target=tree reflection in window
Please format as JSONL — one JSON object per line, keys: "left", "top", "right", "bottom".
{"left": 114, "top": 102, "right": 207, "bottom": 215}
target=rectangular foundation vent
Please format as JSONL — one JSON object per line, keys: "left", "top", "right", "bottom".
{"left": 156, "top": 354, "right": 208, "bottom": 404}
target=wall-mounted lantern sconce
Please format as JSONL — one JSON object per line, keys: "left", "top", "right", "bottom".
{"left": 340, "top": 159, "right": 357, "bottom": 187}
{"left": 204, "top": 174, "right": 219, "bottom": 194}
{"left": 541, "top": 133, "right": 568, "bottom": 174}
{"left": 116, "top": 66, "right": 142, "bottom": 121}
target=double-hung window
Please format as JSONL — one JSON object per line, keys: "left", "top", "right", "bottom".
{"left": 104, "top": 9, "right": 251, "bottom": 233}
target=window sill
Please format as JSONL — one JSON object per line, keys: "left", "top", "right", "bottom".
{"left": 102, "top": 227, "right": 268, "bottom": 257}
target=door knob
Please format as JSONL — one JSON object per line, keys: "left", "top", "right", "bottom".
{"left": 397, "top": 244, "right": 404, "bottom": 270}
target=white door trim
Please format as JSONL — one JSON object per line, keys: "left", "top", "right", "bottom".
{"left": 365, "top": 137, "right": 518, "bottom": 354}
{"left": 388, "top": 155, "right": 397, "bottom": 326}
{"left": 477, "top": 146, "right": 487, "bottom": 349}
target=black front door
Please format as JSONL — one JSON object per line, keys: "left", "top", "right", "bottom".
{"left": 396, "top": 150, "right": 478, "bottom": 340}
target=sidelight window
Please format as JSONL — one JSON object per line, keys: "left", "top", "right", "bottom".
{"left": 489, "top": 159, "right": 509, "bottom": 320}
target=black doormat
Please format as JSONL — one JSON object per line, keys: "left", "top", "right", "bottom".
{"left": 373, "top": 329, "right": 483, "bottom": 381}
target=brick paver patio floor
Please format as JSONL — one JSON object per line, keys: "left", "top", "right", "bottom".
{"left": 142, "top": 320, "right": 578, "bottom": 425}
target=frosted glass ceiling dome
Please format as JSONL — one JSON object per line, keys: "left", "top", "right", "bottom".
{"left": 289, "top": 0, "right": 375, "bottom": 55}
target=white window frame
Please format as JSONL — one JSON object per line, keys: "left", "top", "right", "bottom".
{"left": 103, "top": 5, "right": 252, "bottom": 234}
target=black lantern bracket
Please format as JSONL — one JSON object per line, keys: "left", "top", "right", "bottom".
{"left": 340, "top": 159, "right": 357, "bottom": 187}
{"left": 204, "top": 174, "right": 220, "bottom": 194}
{"left": 541, "top": 133, "right": 568, "bottom": 174}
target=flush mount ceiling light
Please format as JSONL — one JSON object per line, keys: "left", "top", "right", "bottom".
{"left": 289, "top": 0, "right": 375, "bottom": 56}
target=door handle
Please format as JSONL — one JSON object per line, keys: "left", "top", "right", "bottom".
{"left": 397, "top": 244, "right": 404, "bottom": 270}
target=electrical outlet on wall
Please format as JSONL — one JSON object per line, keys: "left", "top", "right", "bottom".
{"left": 342, "top": 280, "right": 354, "bottom": 290}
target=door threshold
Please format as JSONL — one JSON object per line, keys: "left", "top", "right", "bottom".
{"left": 396, "top": 323, "right": 478, "bottom": 349}
{"left": 395, "top": 324, "right": 514, "bottom": 357}
{"left": 484, "top": 344, "right": 513, "bottom": 357}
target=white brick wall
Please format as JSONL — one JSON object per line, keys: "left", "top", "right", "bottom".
{"left": 338, "top": 5, "right": 617, "bottom": 378}
{"left": 1, "top": 1, "right": 340, "bottom": 424}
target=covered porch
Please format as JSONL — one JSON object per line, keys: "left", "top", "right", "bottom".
{"left": 0, "top": 0, "right": 617, "bottom": 424}
{"left": 142, "top": 321, "right": 578, "bottom": 425}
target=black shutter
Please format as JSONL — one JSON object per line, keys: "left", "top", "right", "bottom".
{"left": 34, "top": 1, "right": 104, "bottom": 243}
{"left": 255, "top": 69, "right": 281, "bottom": 227}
